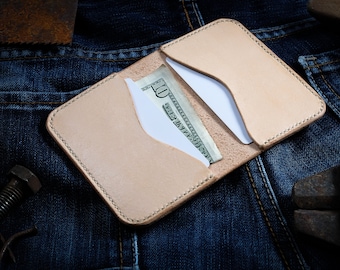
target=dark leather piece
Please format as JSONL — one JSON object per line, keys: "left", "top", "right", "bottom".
{"left": 0, "top": 0, "right": 78, "bottom": 44}
{"left": 308, "top": 0, "right": 340, "bottom": 28}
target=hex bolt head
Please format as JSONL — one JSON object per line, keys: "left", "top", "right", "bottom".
{"left": 7, "top": 165, "right": 42, "bottom": 195}
{"left": 0, "top": 165, "right": 42, "bottom": 222}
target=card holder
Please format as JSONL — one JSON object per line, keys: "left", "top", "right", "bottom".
{"left": 47, "top": 74, "right": 214, "bottom": 225}
{"left": 160, "top": 19, "right": 325, "bottom": 149}
{"left": 46, "top": 19, "right": 325, "bottom": 225}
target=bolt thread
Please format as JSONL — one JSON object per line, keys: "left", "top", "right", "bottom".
{"left": 0, "top": 184, "right": 25, "bottom": 222}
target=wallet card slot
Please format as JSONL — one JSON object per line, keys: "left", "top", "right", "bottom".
{"left": 125, "top": 77, "right": 209, "bottom": 166}
{"left": 166, "top": 57, "right": 253, "bottom": 145}
{"left": 47, "top": 73, "right": 214, "bottom": 225}
{"left": 118, "top": 50, "right": 262, "bottom": 180}
{"left": 161, "top": 19, "right": 326, "bottom": 149}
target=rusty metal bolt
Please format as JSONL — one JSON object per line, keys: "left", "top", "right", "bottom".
{"left": 0, "top": 165, "right": 42, "bottom": 222}
{"left": 293, "top": 165, "right": 340, "bottom": 246}
{"left": 292, "top": 165, "right": 340, "bottom": 209}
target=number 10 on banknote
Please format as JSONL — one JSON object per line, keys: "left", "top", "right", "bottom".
{"left": 136, "top": 65, "right": 222, "bottom": 164}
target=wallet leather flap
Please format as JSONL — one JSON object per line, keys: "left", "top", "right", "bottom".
{"left": 118, "top": 50, "right": 261, "bottom": 181}
{"left": 47, "top": 74, "right": 214, "bottom": 225}
{"left": 46, "top": 18, "right": 327, "bottom": 226}
{"left": 161, "top": 19, "right": 326, "bottom": 149}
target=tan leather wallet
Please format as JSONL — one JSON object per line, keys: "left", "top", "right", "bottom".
{"left": 46, "top": 19, "right": 325, "bottom": 225}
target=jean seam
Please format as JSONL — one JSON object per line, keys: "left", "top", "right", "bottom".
{"left": 0, "top": 55, "right": 143, "bottom": 63}
{"left": 245, "top": 162, "right": 291, "bottom": 269}
{"left": 302, "top": 57, "right": 340, "bottom": 116}
{"left": 131, "top": 232, "right": 139, "bottom": 269}
{"left": 312, "top": 58, "right": 340, "bottom": 100}
{"left": 255, "top": 157, "right": 306, "bottom": 270}
{"left": 0, "top": 42, "right": 164, "bottom": 60}
{"left": 255, "top": 29, "right": 308, "bottom": 42}
{"left": 117, "top": 230, "right": 138, "bottom": 269}
{"left": 252, "top": 18, "right": 319, "bottom": 41}
{"left": 191, "top": 1, "right": 204, "bottom": 27}
{"left": 0, "top": 101, "right": 64, "bottom": 105}
{"left": 130, "top": 233, "right": 134, "bottom": 268}
{"left": 252, "top": 18, "right": 317, "bottom": 33}
{"left": 304, "top": 59, "right": 340, "bottom": 69}
{"left": 118, "top": 225, "right": 124, "bottom": 269}
{"left": 181, "top": 0, "right": 194, "bottom": 31}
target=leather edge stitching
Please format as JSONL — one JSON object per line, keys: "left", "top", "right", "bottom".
{"left": 162, "top": 18, "right": 326, "bottom": 147}
{"left": 47, "top": 74, "right": 215, "bottom": 224}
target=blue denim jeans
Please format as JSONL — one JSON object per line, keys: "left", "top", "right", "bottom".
{"left": 1, "top": 0, "right": 340, "bottom": 269}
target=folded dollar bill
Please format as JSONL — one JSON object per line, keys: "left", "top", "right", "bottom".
{"left": 136, "top": 65, "right": 222, "bottom": 164}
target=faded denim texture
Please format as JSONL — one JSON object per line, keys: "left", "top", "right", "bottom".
{"left": 0, "top": 0, "right": 340, "bottom": 269}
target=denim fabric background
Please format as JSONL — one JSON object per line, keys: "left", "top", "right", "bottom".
{"left": 0, "top": 0, "right": 340, "bottom": 269}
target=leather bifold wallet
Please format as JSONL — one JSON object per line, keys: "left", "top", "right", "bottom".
{"left": 46, "top": 19, "right": 325, "bottom": 225}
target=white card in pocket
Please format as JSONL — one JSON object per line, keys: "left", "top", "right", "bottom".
{"left": 166, "top": 57, "right": 253, "bottom": 144}
{"left": 125, "top": 78, "right": 210, "bottom": 166}
{"left": 46, "top": 19, "right": 326, "bottom": 226}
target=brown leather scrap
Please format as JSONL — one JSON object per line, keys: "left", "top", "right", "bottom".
{"left": 0, "top": 0, "right": 78, "bottom": 44}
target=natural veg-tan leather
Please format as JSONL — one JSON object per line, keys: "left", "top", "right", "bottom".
{"left": 161, "top": 19, "right": 326, "bottom": 148}
{"left": 119, "top": 51, "right": 261, "bottom": 180}
{"left": 47, "top": 74, "right": 214, "bottom": 225}
{"left": 47, "top": 19, "right": 325, "bottom": 225}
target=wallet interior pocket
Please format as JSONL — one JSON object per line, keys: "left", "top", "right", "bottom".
{"left": 47, "top": 73, "right": 214, "bottom": 225}
{"left": 160, "top": 19, "right": 326, "bottom": 149}
{"left": 47, "top": 18, "right": 326, "bottom": 225}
